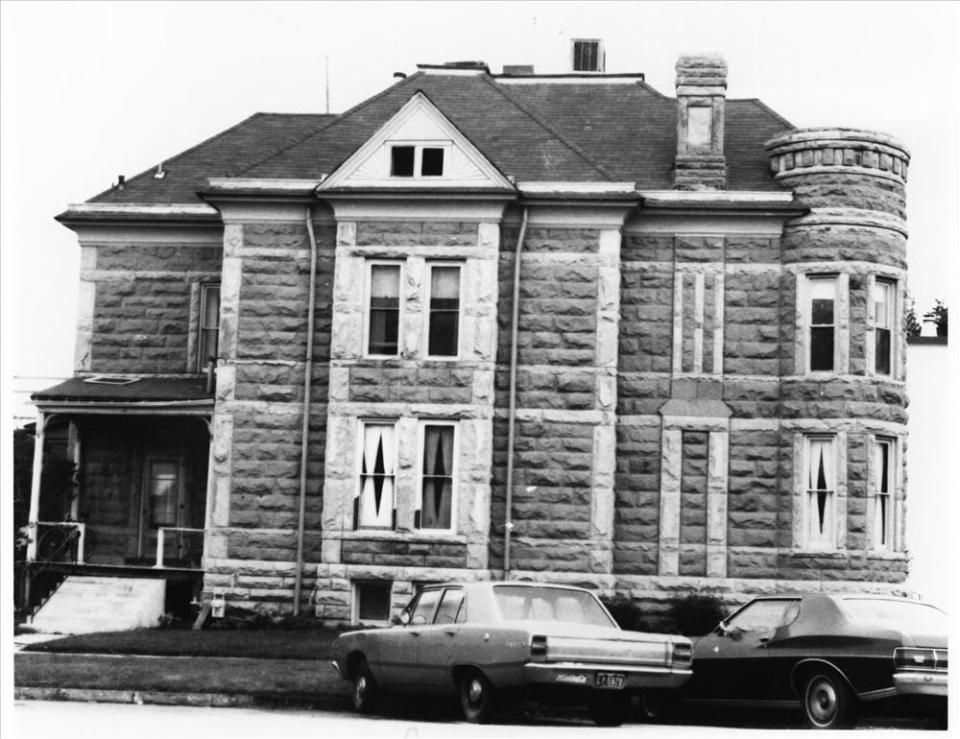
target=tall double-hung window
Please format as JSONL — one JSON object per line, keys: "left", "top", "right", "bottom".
{"left": 367, "top": 264, "right": 401, "bottom": 356}
{"left": 197, "top": 283, "right": 221, "bottom": 372}
{"left": 357, "top": 423, "right": 396, "bottom": 529}
{"left": 426, "top": 264, "right": 461, "bottom": 357}
{"left": 873, "top": 279, "right": 895, "bottom": 375}
{"left": 872, "top": 437, "right": 896, "bottom": 550}
{"left": 808, "top": 277, "right": 837, "bottom": 372}
{"left": 418, "top": 423, "right": 456, "bottom": 530}
{"left": 805, "top": 436, "right": 837, "bottom": 548}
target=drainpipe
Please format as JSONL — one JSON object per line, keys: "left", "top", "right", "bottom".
{"left": 294, "top": 205, "right": 319, "bottom": 615}
{"left": 503, "top": 207, "right": 528, "bottom": 580}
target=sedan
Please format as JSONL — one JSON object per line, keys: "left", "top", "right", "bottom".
{"left": 330, "top": 580, "right": 693, "bottom": 725}
{"left": 668, "top": 593, "right": 948, "bottom": 729}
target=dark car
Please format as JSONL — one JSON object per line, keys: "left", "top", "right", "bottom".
{"left": 331, "top": 581, "right": 693, "bottom": 725}
{"left": 664, "top": 593, "right": 947, "bottom": 729}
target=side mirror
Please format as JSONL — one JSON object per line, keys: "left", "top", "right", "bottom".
{"left": 396, "top": 611, "right": 411, "bottom": 626}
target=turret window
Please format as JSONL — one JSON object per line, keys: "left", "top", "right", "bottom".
{"left": 873, "top": 279, "right": 895, "bottom": 375}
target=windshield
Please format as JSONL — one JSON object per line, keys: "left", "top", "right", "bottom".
{"left": 493, "top": 585, "right": 616, "bottom": 627}
{"left": 840, "top": 598, "right": 947, "bottom": 633}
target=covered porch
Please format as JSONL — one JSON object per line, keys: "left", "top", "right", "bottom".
{"left": 22, "top": 377, "right": 215, "bottom": 620}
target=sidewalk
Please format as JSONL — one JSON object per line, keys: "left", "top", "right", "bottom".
{"left": 14, "top": 650, "right": 350, "bottom": 710}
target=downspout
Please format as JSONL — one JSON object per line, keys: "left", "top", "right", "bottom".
{"left": 294, "top": 205, "right": 319, "bottom": 615}
{"left": 503, "top": 207, "right": 528, "bottom": 580}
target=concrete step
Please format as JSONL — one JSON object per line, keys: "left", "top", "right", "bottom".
{"left": 31, "top": 576, "right": 166, "bottom": 635}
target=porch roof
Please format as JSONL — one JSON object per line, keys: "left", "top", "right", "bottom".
{"left": 31, "top": 377, "right": 213, "bottom": 414}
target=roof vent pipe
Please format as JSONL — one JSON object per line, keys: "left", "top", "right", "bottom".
{"left": 116, "top": 175, "right": 125, "bottom": 191}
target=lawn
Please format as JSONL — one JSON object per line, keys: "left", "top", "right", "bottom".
{"left": 22, "top": 627, "right": 340, "bottom": 659}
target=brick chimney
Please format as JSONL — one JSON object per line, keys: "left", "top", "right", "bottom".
{"left": 673, "top": 54, "right": 727, "bottom": 190}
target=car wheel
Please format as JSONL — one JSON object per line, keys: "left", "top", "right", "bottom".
{"left": 459, "top": 669, "right": 497, "bottom": 723}
{"left": 636, "top": 689, "right": 676, "bottom": 723}
{"left": 587, "top": 692, "right": 632, "bottom": 727}
{"left": 351, "top": 657, "right": 378, "bottom": 714}
{"left": 802, "top": 670, "right": 856, "bottom": 729}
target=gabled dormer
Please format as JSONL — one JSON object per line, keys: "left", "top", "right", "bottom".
{"left": 318, "top": 92, "right": 514, "bottom": 191}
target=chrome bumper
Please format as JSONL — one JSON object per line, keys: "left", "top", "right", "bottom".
{"left": 894, "top": 670, "right": 947, "bottom": 697}
{"left": 523, "top": 662, "right": 693, "bottom": 690}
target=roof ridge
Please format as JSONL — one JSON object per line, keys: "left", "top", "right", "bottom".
{"left": 480, "top": 75, "right": 615, "bottom": 182}
{"left": 86, "top": 112, "right": 270, "bottom": 203}
{"left": 234, "top": 73, "right": 426, "bottom": 178}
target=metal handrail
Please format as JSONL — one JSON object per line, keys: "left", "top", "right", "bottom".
{"left": 32, "top": 521, "right": 86, "bottom": 564}
{"left": 154, "top": 527, "right": 205, "bottom": 568}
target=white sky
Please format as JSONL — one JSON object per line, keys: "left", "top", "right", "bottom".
{"left": 1, "top": 2, "right": 958, "bottom": 609}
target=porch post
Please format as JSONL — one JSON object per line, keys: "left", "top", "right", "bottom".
{"left": 26, "top": 409, "right": 45, "bottom": 562}
{"left": 68, "top": 420, "right": 81, "bottom": 520}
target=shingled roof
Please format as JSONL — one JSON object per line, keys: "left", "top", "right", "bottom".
{"left": 87, "top": 71, "right": 794, "bottom": 205}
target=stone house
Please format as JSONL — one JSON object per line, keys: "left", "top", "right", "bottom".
{"left": 29, "top": 52, "right": 911, "bottom": 625}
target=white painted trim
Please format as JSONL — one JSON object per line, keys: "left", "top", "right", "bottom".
{"left": 62, "top": 202, "right": 218, "bottom": 218}
{"left": 206, "top": 178, "right": 321, "bottom": 193}
{"left": 518, "top": 182, "right": 637, "bottom": 196}
{"left": 319, "top": 92, "right": 514, "bottom": 191}
{"left": 325, "top": 200, "right": 510, "bottom": 222}
{"left": 524, "top": 204, "right": 635, "bottom": 229}
{"left": 639, "top": 190, "right": 794, "bottom": 204}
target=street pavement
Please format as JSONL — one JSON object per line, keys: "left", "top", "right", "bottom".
{"left": 6, "top": 699, "right": 944, "bottom": 739}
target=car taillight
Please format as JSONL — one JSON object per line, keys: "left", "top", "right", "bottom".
{"left": 531, "top": 634, "right": 548, "bottom": 661}
{"left": 671, "top": 642, "right": 692, "bottom": 666}
{"left": 894, "top": 647, "right": 938, "bottom": 670}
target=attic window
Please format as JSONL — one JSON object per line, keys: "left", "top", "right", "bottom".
{"left": 572, "top": 39, "right": 605, "bottom": 72}
{"left": 390, "top": 144, "right": 446, "bottom": 178}
{"left": 391, "top": 146, "right": 415, "bottom": 176}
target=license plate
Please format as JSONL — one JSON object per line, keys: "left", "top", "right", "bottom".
{"left": 595, "top": 672, "right": 625, "bottom": 690}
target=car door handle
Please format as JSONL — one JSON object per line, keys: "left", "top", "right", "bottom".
{"left": 758, "top": 637, "right": 770, "bottom": 646}
{"left": 444, "top": 629, "right": 457, "bottom": 636}
{"left": 409, "top": 631, "right": 420, "bottom": 637}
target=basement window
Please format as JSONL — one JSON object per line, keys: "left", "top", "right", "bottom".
{"left": 354, "top": 580, "right": 392, "bottom": 624}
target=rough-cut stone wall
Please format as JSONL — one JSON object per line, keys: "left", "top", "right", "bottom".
{"left": 490, "top": 222, "right": 619, "bottom": 576}
{"left": 204, "top": 213, "right": 333, "bottom": 614}
{"left": 88, "top": 242, "right": 222, "bottom": 374}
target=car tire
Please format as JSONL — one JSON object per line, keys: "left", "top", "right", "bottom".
{"left": 801, "top": 670, "right": 856, "bottom": 729}
{"left": 459, "top": 669, "right": 497, "bottom": 723}
{"left": 587, "top": 692, "right": 632, "bottom": 727}
{"left": 350, "top": 657, "right": 378, "bottom": 714}
{"left": 636, "top": 689, "right": 677, "bottom": 723}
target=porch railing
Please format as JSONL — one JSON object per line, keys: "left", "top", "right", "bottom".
{"left": 29, "top": 521, "right": 87, "bottom": 564}
{"left": 155, "top": 527, "right": 205, "bottom": 569}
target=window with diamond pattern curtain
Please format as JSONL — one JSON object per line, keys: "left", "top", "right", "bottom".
{"left": 806, "top": 437, "right": 836, "bottom": 547}
{"left": 420, "top": 425, "right": 454, "bottom": 529}
{"left": 359, "top": 424, "right": 395, "bottom": 528}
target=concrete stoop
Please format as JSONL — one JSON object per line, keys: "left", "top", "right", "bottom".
{"left": 30, "top": 576, "right": 166, "bottom": 634}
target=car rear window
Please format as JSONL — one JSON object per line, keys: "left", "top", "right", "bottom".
{"left": 492, "top": 586, "right": 615, "bottom": 627}
{"left": 840, "top": 598, "right": 947, "bottom": 632}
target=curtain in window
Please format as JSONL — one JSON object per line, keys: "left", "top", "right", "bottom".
{"left": 874, "top": 439, "right": 892, "bottom": 548}
{"left": 359, "top": 425, "right": 395, "bottom": 528}
{"left": 806, "top": 437, "right": 835, "bottom": 544}
{"left": 873, "top": 280, "right": 893, "bottom": 375}
{"left": 421, "top": 425, "right": 454, "bottom": 529}
{"left": 150, "top": 461, "right": 179, "bottom": 528}
{"left": 199, "top": 285, "right": 221, "bottom": 370}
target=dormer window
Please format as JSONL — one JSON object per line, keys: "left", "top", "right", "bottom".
{"left": 390, "top": 144, "right": 446, "bottom": 177}
{"left": 572, "top": 39, "right": 605, "bottom": 72}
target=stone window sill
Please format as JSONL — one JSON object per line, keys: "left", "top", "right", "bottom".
{"left": 342, "top": 530, "right": 465, "bottom": 545}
